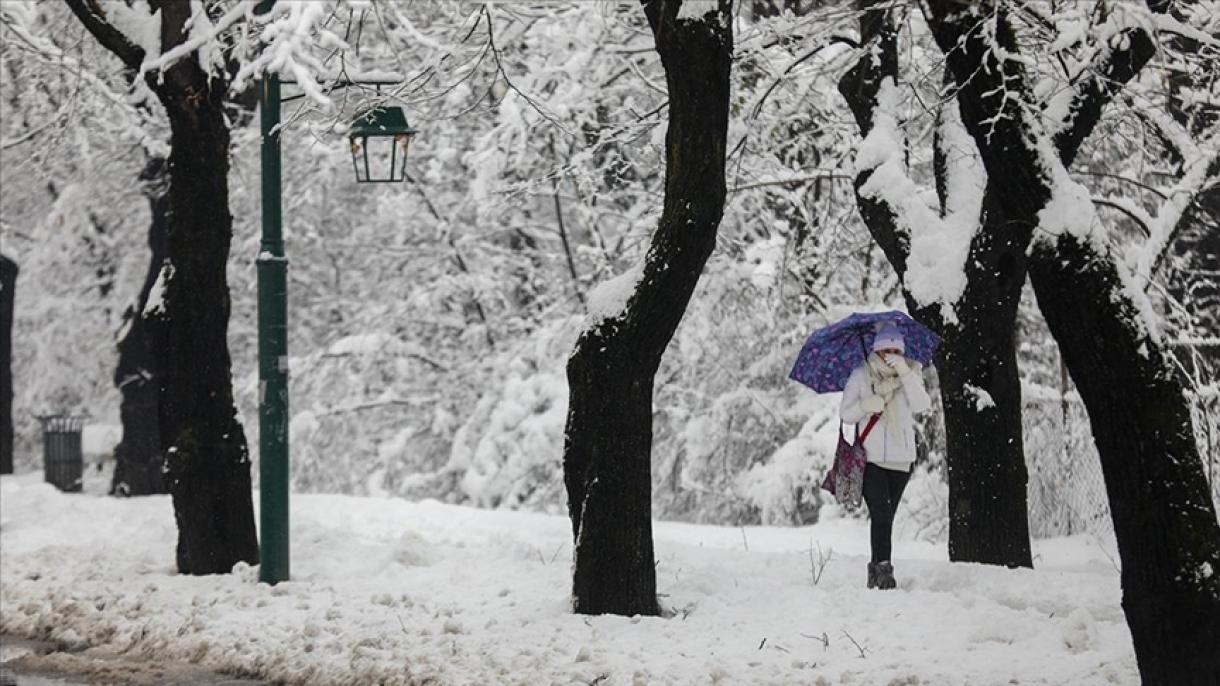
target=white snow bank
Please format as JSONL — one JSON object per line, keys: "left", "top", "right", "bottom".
{"left": 0, "top": 473, "right": 1137, "bottom": 685}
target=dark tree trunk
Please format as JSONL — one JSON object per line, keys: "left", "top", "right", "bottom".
{"left": 155, "top": 56, "right": 258, "bottom": 575}
{"left": 839, "top": 6, "right": 1032, "bottom": 567}
{"left": 1022, "top": 16, "right": 1220, "bottom": 680}
{"left": 1028, "top": 235, "right": 1220, "bottom": 685}
{"left": 65, "top": 0, "right": 259, "bottom": 575}
{"left": 935, "top": 204, "right": 1031, "bottom": 568}
{"left": 563, "top": 0, "right": 732, "bottom": 616}
{"left": 111, "top": 156, "right": 170, "bottom": 496}
{"left": 920, "top": 3, "right": 1220, "bottom": 681}
{"left": 0, "top": 254, "right": 15, "bottom": 475}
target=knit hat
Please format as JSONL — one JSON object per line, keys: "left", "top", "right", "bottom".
{"left": 872, "top": 323, "right": 905, "bottom": 353}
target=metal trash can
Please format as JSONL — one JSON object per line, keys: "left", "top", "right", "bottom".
{"left": 39, "top": 415, "right": 85, "bottom": 493}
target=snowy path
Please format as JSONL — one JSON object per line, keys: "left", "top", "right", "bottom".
{"left": 1, "top": 475, "right": 1136, "bottom": 685}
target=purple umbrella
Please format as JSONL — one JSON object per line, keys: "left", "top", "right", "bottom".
{"left": 789, "top": 310, "right": 940, "bottom": 393}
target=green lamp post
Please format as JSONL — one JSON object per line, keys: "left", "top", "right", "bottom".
{"left": 255, "top": 0, "right": 415, "bottom": 585}
{"left": 256, "top": 0, "right": 289, "bottom": 586}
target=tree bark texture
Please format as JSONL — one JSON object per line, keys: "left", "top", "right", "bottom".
{"left": 922, "top": 3, "right": 1220, "bottom": 682}
{"left": 935, "top": 198, "right": 1031, "bottom": 568}
{"left": 66, "top": 0, "right": 258, "bottom": 574}
{"left": 1029, "top": 235, "right": 1220, "bottom": 685}
{"left": 111, "top": 156, "right": 170, "bottom": 496}
{"left": 839, "top": 7, "right": 1032, "bottom": 567}
{"left": 1025, "top": 21, "right": 1220, "bottom": 685}
{"left": 0, "top": 254, "right": 15, "bottom": 475}
{"left": 157, "top": 54, "right": 259, "bottom": 575}
{"left": 563, "top": 0, "right": 732, "bottom": 616}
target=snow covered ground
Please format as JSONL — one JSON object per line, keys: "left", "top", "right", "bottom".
{"left": 1, "top": 473, "right": 1137, "bottom": 685}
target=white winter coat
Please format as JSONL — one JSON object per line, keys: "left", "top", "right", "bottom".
{"left": 839, "top": 360, "right": 933, "bottom": 471}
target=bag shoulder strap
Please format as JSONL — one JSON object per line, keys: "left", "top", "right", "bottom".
{"left": 858, "top": 413, "right": 882, "bottom": 443}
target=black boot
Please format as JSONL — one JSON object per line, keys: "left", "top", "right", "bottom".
{"left": 875, "top": 561, "right": 896, "bottom": 590}
{"left": 866, "top": 562, "right": 879, "bottom": 589}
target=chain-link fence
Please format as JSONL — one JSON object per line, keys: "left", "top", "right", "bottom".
{"left": 1023, "top": 390, "right": 1113, "bottom": 539}
{"left": 1023, "top": 372, "right": 1220, "bottom": 540}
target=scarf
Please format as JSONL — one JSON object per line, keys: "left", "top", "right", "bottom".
{"left": 866, "top": 352, "right": 905, "bottom": 435}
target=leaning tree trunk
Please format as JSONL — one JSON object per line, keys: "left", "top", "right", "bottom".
{"left": 1029, "top": 236, "right": 1220, "bottom": 685}
{"left": 0, "top": 253, "right": 15, "bottom": 475}
{"left": 111, "top": 155, "right": 170, "bottom": 496}
{"left": 838, "top": 7, "right": 1032, "bottom": 567}
{"left": 920, "top": 2, "right": 1220, "bottom": 681}
{"left": 1022, "top": 14, "right": 1220, "bottom": 680}
{"left": 563, "top": 0, "right": 732, "bottom": 616}
{"left": 154, "top": 58, "right": 259, "bottom": 574}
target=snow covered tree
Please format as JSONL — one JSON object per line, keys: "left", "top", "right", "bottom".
{"left": 7, "top": 0, "right": 1210, "bottom": 581}
{"left": 2, "top": 2, "right": 183, "bottom": 496}
{"left": 1155, "top": 1, "right": 1219, "bottom": 384}
{"left": 564, "top": 0, "right": 734, "bottom": 616}
{"left": 64, "top": 0, "right": 258, "bottom": 574}
{"left": 838, "top": 4, "right": 1034, "bottom": 568}
{"left": 921, "top": 1, "right": 1220, "bottom": 682}
{"left": 110, "top": 154, "right": 169, "bottom": 496}
{"left": 1, "top": 1, "right": 152, "bottom": 476}
{"left": 110, "top": 89, "right": 248, "bottom": 499}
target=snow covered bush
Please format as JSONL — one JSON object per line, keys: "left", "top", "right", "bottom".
{"left": 448, "top": 367, "right": 568, "bottom": 511}
{"left": 734, "top": 404, "right": 837, "bottom": 526}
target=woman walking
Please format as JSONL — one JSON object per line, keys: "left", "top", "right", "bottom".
{"left": 839, "top": 323, "right": 932, "bottom": 589}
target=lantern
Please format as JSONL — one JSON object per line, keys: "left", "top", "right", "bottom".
{"left": 349, "top": 106, "right": 418, "bottom": 183}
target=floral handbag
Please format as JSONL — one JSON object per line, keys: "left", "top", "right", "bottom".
{"left": 821, "top": 414, "right": 881, "bottom": 509}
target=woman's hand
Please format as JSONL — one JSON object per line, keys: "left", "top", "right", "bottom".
{"left": 859, "top": 395, "right": 885, "bottom": 414}
{"left": 884, "top": 355, "right": 911, "bottom": 375}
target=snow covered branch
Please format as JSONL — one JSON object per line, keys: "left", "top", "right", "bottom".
{"left": 139, "top": 0, "right": 259, "bottom": 82}
{"left": 1047, "top": 22, "right": 1155, "bottom": 162}
{"left": 1129, "top": 152, "right": 1220, "bottom": 289}
{"left": 62, "top": 0, "right": 146, "bottom": 70}
{"left": 838, "top": 7, "right": 978, "bottom": 324}
{"left": 231, "top": 1, "right": 350, "bottom": 107}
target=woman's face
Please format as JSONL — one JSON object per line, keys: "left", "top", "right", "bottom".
{"left": 877, "top": 348, "right": 902, "bottom": 360}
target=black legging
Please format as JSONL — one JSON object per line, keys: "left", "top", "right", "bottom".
{"left": 863, "top": 463, "right": 911, "bottom": 564}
